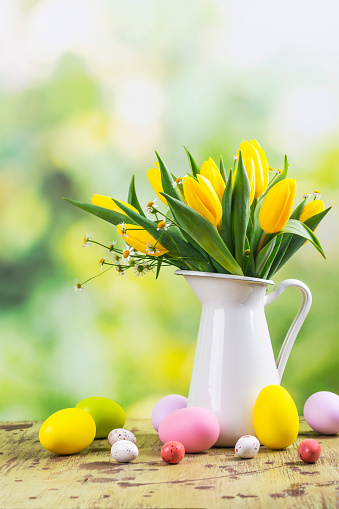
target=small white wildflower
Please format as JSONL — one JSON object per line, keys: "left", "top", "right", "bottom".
{"left": 134, "top": 264, "right": 147, "bottom": 277}
{"left": 122, "top": 245, "right": 135, "bottom": 263}
{"left": 234, "top": 155, "right": 238, "bottom": 161}
{"left": 313, "top": 190, "right": 321, "bottom": 199}
{"left": 146, "top": 242, "right": 160, "bottom": 255}
{"left": 99, "top": 255, "right": 108, "bottom": 271}
{"left": 74, "top": 279, "right": 84, "bottom": 292}
{"left": 172, "top": 177, "right": 183, "bottom": 188}
{"left": 303, "top": 193, "right": 310, "bottom": 199}
{"left": 83, "top": 233, "right": 93, "bottom": 248}
{"left": 119, "top": 222, "right": 128, "bottom": 237}
{"left": 157, "top": 220, "right": 171, "bottom": 231}
{"left": 146, "top": 198, "right": 158, "bottom": 214}
{"left": 105, "top": 241, "right": 117, "bottom": 256}
{"left": 116, "top": 265, "right": 125, "bottom": 276}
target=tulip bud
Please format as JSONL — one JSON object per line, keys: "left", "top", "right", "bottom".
{"left": 250, "top": 139, "right": 270, "bottom": 198}
{"left": 259, "top": 179, "right": 296, "bottom": 234}
{"left": 234, "top": 140, "right": 270, "bottom": 203}
{"left": 183, "top": 174, "right": 222, "bottom": 226}
{"left": 147, "top": 163, "right": 168, "bottom": 206}
{"left": 299, "top": 200, "right": 325, "bottom": 223}
{"left": 234, "top": 141, "right": 255, "bottom": 204}
{"left": 200, "top": 157, "right": 225, "bottom": 201}
{"left": 91, "top": 195, "right": 139, "bottom": 215}
{"left": 116, "top": 224, "right": 168, "bottom": 256}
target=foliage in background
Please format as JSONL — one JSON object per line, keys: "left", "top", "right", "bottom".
{"left": 0, "top": 0, "right": 338, "bottom": 420}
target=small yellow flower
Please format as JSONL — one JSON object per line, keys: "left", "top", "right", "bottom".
{"left": 259, "top": 179, "right": 296, "bottom": 234}
{"left": 172, "top": 177, "right": 183, "bottom": 188}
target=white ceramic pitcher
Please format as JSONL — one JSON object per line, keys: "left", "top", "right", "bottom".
{"left": 176, "top": 270, "right": 312, "bottom": 447}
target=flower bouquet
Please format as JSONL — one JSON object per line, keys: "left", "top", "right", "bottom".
{"left": 64, "top": 140, "right": 330, "bottom": 289}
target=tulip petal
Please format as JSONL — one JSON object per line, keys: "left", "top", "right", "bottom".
{"left": 299, "top": 200, "right": 325, "bottom": 223}
{"left": 200, "top": 157, "right": 226, "bottom": 202}
{"left": 91, "top": 195, "right": 139, "bottom": 215}
{"left": 147, "top": 165, "right": 168, "bottom": 206}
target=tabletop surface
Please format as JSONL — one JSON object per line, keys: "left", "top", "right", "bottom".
{"left": 1, "top": 418, "right": 339, "bottom": 509}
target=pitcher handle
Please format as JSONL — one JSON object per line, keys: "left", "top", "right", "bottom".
{"left": 264, "top": 279, "right": 312, "bottom": 383}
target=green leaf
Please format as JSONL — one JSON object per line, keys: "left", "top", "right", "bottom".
{"left": 155, "top": 151, "right": 182, "bottom": 202}
{"left": 221, "top": 168, "right": 234, "bottom": 254}
{"left": 260, "top": 234, "right": 283, "bottom": 279}
{"left": 281, "top": 218, "right": 326, "bottom": 258}
{"left": 220, "top": 155, "right": 227, "bottom": 183}
{"left": 232, "top": 151, "right": 250, "bottom": 269}
{"left": 155, "top": 258, "right": 162, "bottom": 279}
{"left": 183, "top": 146, "right": 200, "bottom": 177}
{"left": 255, "top": 236, "right": 277, "bottom": 276}
{"left": 290, "top": 197, "right": 308, "bottom": 220}
{"left": 162, "top": 192, "right": 243, "bottom": 275}
{"left": 271, "top": 208, "right": 331, "bottom": 274}
{"left": 127, "top": 175, "right": 145, "bottom": 217}
{"left": 113, "top": 199, "right": 212, "bottom": 270}
{"left": 63, "top": 198, "right": 135, "bottom": 226}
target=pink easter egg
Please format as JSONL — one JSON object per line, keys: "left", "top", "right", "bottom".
{"left": 158, "top": 407, "right": 220, "bottom": 453}
{"left": 151, "top": 395, "right": 188, "bottom": 431}
{"left": 304, "top": 391, "right": 339, "bottom": 435}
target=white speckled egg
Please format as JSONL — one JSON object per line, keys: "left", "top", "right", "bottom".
{"left": 235, "top": 435, "right": 260, "bottom": 459}
{"left": 111, "top": 440, "right": 139, "bottom": 463}
{"left": 108, "top": 428, "right": 136, "bottom": 446}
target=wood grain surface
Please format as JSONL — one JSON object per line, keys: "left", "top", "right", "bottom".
{"left": 1, "top": 418, "right": 338, "bottom": 508}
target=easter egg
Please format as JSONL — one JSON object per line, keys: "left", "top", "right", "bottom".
{"left": 304, "top": 391, "right": 339, "bottom": 435}
{"left": 108, "top": 428, "right": 136, "bottom": 446}
{"left": 158, "top": 407, "right": 220, "bottom": 453}
{"left": 161, "top": 441, "right": 185, "bottom": 464}
{"left": 111, "top": 440, "right": 139, "bottom": 463}
{"left": 76, "top": 397, "right": 126, "bottom": 439}
{"left": 151, "top": 394, "right": 188, "bottom": 431}
{"left": 235, "top": 435, "right": 260, "bottom": 459}
{"left": 253, "top": 385, "right": 299, "bottom": 449}
{"left": 39, "top": 408, "right": 96, "bottom": 455}
{"left": 298, "top": 439, "right": 321, "bottom": 463}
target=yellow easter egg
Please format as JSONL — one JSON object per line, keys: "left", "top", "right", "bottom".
{"left": 253, "top": 385, "right": 299, "bottom": 449}
{"left": 39, "top": 408, "right": 96, "bottom": 455}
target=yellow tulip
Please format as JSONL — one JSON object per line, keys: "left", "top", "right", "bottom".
{"left": 91, "top": 195, "right": 139, "bottom": 215}
{"left": 147, "top": 163, "right": 168, "bottom": 206}
{"left": 234, "top": 141, "right": 256, "bottom": 204}
{"left": 200, "top": 157, "right": 225, "bottom": 201}
{"left": 234, "top": 140, "right": 270, "bottom": 203}
{"left": 250, "top": 139, "right": 270, "bottom": 198}
{"left": 259, "top": 179, "right": 296, "bottom": 233}
{"left": 116, "top": 224, "right": 168, "bottom": 256}
{"left": 183, "top": 174, "right": 222, "bottom": 226}
{"left": 299, "top": 199, "right": 325, "bottom": 223}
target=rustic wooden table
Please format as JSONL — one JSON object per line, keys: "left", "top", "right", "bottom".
{"left": 1, "top": 418, "right": 338, "bottom": 508}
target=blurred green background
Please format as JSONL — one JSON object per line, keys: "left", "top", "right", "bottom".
{"left": 0, "top": 0, "right": 338, "bottom": 421}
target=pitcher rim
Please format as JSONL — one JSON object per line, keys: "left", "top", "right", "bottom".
{"left": 175, "top": 270, "right": 274, "bottom": 285}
